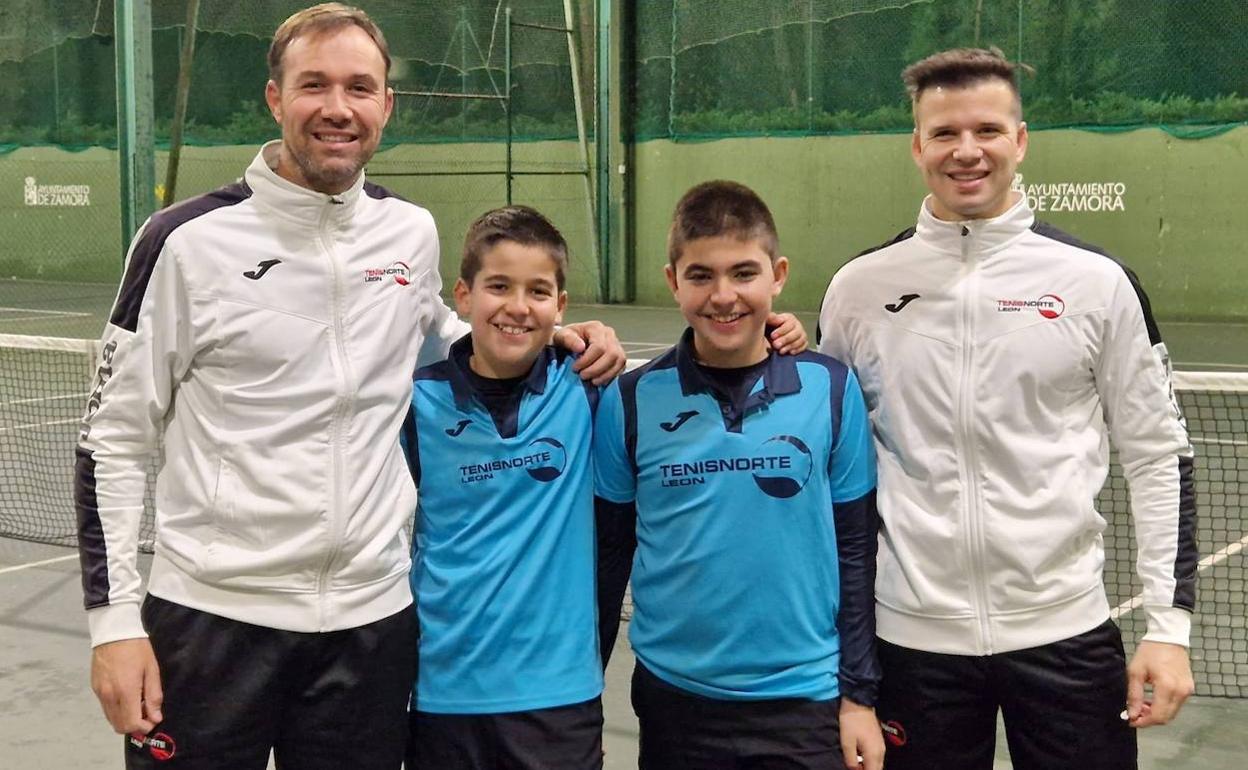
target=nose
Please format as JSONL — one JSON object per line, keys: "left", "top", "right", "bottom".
{"left": 952, "top": 130, "right": 982, "bottom": 162}
{"left": 319, "top": 86, "right": 351, "bottom": 122}
{"left": 709, "top": 277, "right": 736, "bottom": 306}
{"left": 502, "top": 289, "right": 530, "bottom": 317}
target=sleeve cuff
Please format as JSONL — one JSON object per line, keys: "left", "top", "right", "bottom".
{"left": 87, "top": 602, "right": 148, "bottom": 647}
{"left": 1140, "top": 605, "right": 1192, "bottom": 648}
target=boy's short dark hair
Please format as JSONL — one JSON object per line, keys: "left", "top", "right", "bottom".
{"left": 902, "top": 47, "right": 1027, "bottom": 117}
{"left": 269, "top": 3, "right": 390, "bottom": 86}
{"left": 461, "top": 206, "right": 569, "bottom": 290}
{"left": 667, "top": 180, "right": 779, "bottom": 267}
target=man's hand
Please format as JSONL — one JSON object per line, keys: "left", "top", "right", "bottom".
{"left": 767, "top": 312, "right": 808, "bottom": 354}
{"left": 1126, "top": 640, "right": 1194, "bottom": 727}
{"left": 555, "top": 321, "right": 627, "bottom": 385}
{"left": 839, "top": 698, "right": 884, "bottom": 770}
{"left": 91, "top": 638, "right": 163, "bottom": 734}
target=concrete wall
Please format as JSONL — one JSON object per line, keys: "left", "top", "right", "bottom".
{"left": 3, "top": 126, "right": 1244, "bottom": 321}
{"left": 0, "top": 141, "right": 602, "bottom": 300}
{"left": 630, "top": 126, "right": 1248, "bottom": 321}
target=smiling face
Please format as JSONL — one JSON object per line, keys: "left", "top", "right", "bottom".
{"left": 911, "top": 78, "right": 1028, "bottom": 221}
{"left": 454, "top": 240, "right": 567, "bottom": 380}
{"left": 665, "top": 235, "right": 788, "bottom": 368}
{"left": 264, "top": 25, "right": 393, "bottom": 194}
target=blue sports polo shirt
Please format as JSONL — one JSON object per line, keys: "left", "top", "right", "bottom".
{"left": 594, "top": 330, "right": 877, "bottom": 701}
{"left": 403, "top": 335, "right": 603, "bottom": 713}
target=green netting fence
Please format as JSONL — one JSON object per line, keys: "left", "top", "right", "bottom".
{"left": 0, "top": 0, "right": 596, "bottom": 151}
{"left": 631, "top": 0, "right": 1248, "bottom": 141}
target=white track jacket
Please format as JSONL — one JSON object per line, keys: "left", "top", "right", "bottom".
{"left": 76, "top": 143, "right": 467, "bottom": 646}
{"left": 818, "top": 196, "right": 1196, "bottom": 655}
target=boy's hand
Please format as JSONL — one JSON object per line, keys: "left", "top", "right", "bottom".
{"left": 556, "top": 321, "right": 627, "bottom": 385}
{"left": 767, "top": 312, "right": 808, "bottom": 354}
{"left": 839, "top": 698, "right": 884, "bottom": 770}
{"left": 91, "top": 638, "right": 163, "bottom": 734}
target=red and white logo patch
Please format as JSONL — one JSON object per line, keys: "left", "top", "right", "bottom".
{"left": 364, "top": 261, "right": 411, "bottom": 286}
{"left": 129, "top": 731, "right": 176, "bottom": 761}
{"left": 996, "top": 294, "right": 1064, "bottom": 319}
{"left": 881, "top": 720, "right": 908, "bottom": 747}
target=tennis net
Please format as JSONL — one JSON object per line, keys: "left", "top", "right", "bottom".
{"left": 1, "top": 337, "right": 1243, "bottom": 697}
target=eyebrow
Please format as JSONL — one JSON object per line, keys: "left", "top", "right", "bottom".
{"left": 682, "top": 259, "right": 763, "bottom": 274}
{"left": 292, "top": 70, "right": 382, "bottom": 89}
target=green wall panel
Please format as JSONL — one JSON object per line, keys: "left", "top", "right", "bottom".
{"left": 630, "top": 127, "right": 1248, "bottom": 322}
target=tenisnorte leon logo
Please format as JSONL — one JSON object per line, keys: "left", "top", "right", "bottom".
{"left": 459, "top": 436, "right": 566, "bottom": 484}
{"left": 658, "top": 434, "right": 813, "bottom": 499}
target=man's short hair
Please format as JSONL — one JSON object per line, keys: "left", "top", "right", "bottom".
{"left": 461, "top": 206, "right": 570, "bottom": 290}
{"left": 667, "top": 180, "right": 780, "bottom": 267}
{"left": 269, "top": 3, "right": 391, "bottom": 86}
{"left": 902, "top": 47, "right": 1025, "bottom": 114}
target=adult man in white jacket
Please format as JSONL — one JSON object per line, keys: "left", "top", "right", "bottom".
{"left": 75, "top": 5, "right": 627, "bottom": 768}
{"left": 817, "top": 48, "right": 1196, "bottom": 769}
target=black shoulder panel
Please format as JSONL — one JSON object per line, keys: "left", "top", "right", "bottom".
{"left": 109, "top": 182, "right": 252, "bottom": 333}
{"left": 816, "top": 227, "right": 917, "bottom": 346}
{"left": 1030, "top": 220, "right": 1162, "bottom": 346}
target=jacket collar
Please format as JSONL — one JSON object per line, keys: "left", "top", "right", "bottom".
{"left": 674, "top": 328, "right": 801, "bottom": 401}
{"left": 445, "top": 333, "right": 554, "bottom": 411}
{"left": 243, "top": 141, "right": 366, "bottom": 225}
{"left": 914, "top": 193, "right": 1034, "bottom": 258}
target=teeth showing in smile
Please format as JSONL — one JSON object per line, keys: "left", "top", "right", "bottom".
{"left": 949, "top": 171, "right": 987, "bottom": 180}
{"left": 708, "top": 312, "right": 745, "bottom": 323}
{"left": 315, "top": 133, "right": 355, "bottom": 144}
{"left": 493, "top": 323, "right": 530, "bottom": 336}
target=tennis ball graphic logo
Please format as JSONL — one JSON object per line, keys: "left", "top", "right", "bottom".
{"left": 752, "top": 435, "right": 813, "bottom": 499}
{"left": 526, "top": 437, "right": 566, "bottom": 483}
{"left": 1038, "top": 294, "right": 1064, "bottom": 319}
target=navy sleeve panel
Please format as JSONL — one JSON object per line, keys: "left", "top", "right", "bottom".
{"left": 400, "top": 405, "right": 421, "bottom": 489}
{"left": 581, "top": 380, "right": 601, "bottom": 419}
{"left": 618, "top": 349, "right": 678, "bottom": 474}
{"left": 1174, "top": 455, "right": 1198, "bottom": 611}
{"left": 74, "top": 446, "right": 110, "bottom": 609}
{"left": 1030, "top": 220, "right": 1162, "bottom": 345}
{"left": 816, "top": 227, "right": 917, "bottom": 348}
{"left": 790, "top": 351, "right": 850, "bottom": 467}
{"left": 595, "top": 496, "right": 637, "bottom": 669}
{"left": 363, "top": 181, "right": 413, "bottom": 203}
{"left": 413, "top": 360, "right": 454, "bottom": 383}
{"left": 833, "top": 489, "right": 881, "bottom": 706}
{"left": 110, "top": 182, "right": 251, "bottom": 333}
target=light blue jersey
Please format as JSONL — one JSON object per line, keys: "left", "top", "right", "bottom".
{"left": 404, "top": 336, "right": 603, "bottom": 714}
{"left": 594, "top": 331, "right": 876, "bottom": 701}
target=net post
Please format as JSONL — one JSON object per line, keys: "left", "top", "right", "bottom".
{"left": 505, "top": 6, "right": 513, "bottom": 206}
{"left": 114, "top": 0, "right": 157, "bottom": 256}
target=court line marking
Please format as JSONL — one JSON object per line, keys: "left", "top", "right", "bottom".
{"left": 0, "top": 307, "right": 93, "bottom": 318}
{"left": 0, "top": 553, "right": 79, "bottom": 575}
{"left": 0, "top": 417, "right": 79, "bottom": 435}
{"left": 0, "top": 392, "right": 89, "bottom": 408}
{"left": 1110, "top": 533, "right": 1248, "bottom": 619}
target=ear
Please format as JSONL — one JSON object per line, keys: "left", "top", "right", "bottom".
{"left": 664, "top": 263, "right": 679, "bottom": 297}
{"left": 265, "top": 80, "right": 283, "bottom": 125}
{"left": 910, "top": 127, "right": 923, "bottom": 167}
{"left": 452, "top": 277, "right": 472, "bottom": 316}
{"left": 382, "top": 85, "right": 395, "bottom": 127}
{"left": 555, "top": 290, "right": 568, "bottom": 325}
{"left": 770, "top": 256, "right": 789, "bottom": 296}
{"left": 1015, "top": 120, "right": 1029, "bottom": 164}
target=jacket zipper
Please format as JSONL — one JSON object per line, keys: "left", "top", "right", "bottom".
{"left": 955, "top": 225, "right": 994, "bottom": 654}
{"left": 315, "top": 201, "right": 358, "bottom": 629}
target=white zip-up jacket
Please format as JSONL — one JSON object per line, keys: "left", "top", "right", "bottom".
{"left": 817, "top": 196, "right": 1196, "bottom": 655}
{"left": 75, "top": 142, "right": 467, "bottom": 647}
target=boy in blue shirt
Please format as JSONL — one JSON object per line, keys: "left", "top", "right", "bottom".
{"left": 594, "top": 181, "right": 885, "bottom": 770}
{"left": 402, "top": 207, "right": 604, "bottom": 769}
